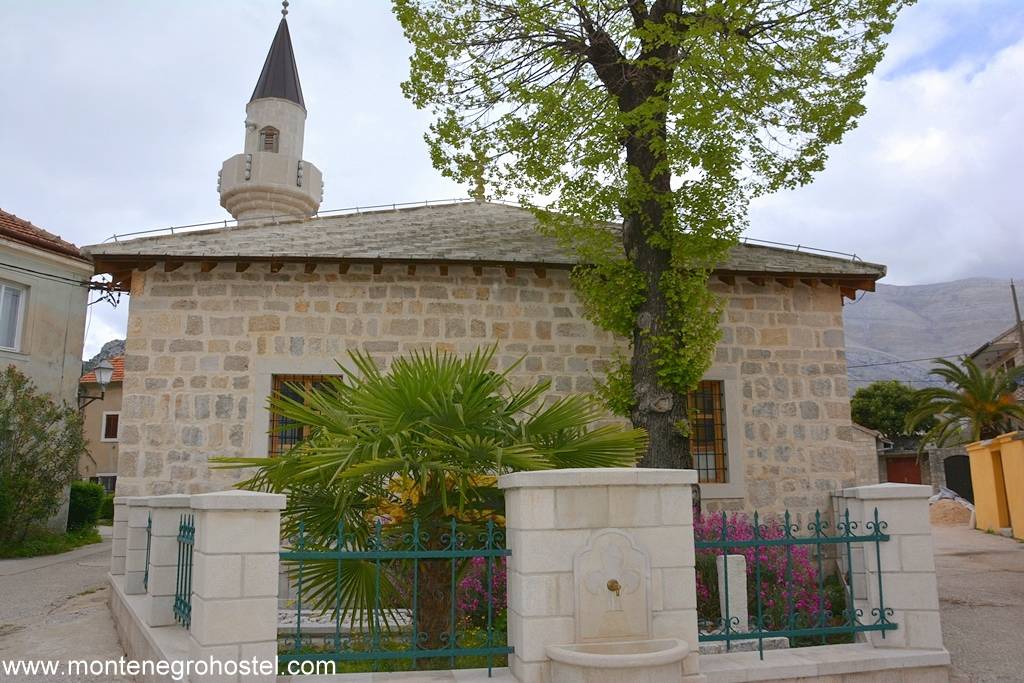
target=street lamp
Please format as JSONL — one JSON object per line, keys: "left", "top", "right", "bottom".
{"left": 78, "top": 359, "right": 114, "bottom": 410}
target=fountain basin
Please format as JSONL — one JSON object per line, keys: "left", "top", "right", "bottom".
{"left": 546, "top": 638, "right": 689, "bottom": 683}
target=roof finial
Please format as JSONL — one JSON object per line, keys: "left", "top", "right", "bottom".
{"left": 281, "top": 0, "right": 289, "bottom": 17}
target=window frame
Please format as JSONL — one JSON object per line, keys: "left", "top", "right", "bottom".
{"left": 267, "top": 374, "right": 339, "bottom": 457}
{"left": 259, "top": 126, "right": 280, "bottom": 153}
{"left": 0, "top": 281, "right": 27, "bottom": 352}
{"left": 100, "top": 411, "right": 121, "bottom": 442}
{"left": 692, "top": 371, "right": 746, "bottom": 501}
{"left": 90, "top": 474, "right": 117, "bottom": 494}
{"left": 688, "top": 380, "right": 729, "bottom": 484}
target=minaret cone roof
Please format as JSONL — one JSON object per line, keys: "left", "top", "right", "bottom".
{"left": 250, "top": 18, "right": 305, "bottom": 108}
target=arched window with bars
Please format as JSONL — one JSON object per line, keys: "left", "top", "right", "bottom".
{"left": 259, "top": 126, "right": 279, "bottom": 153}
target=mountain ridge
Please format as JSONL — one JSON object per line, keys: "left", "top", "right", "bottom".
{"left": 843, "top": 277, "right": 1022, "bottom": 389}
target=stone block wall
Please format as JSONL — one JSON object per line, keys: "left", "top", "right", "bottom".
{"left": 116, "top": 260, "right": 866, "bottom": 521}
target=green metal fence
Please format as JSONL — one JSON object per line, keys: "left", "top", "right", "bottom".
{"left": 279, "top": 517, "right": 512, "bottom": 675}
{"left": 143, "top": 512, "right": 152, "bottom": 591}
{"left": 695, "top": 507, "right": 896, "bottom": 658}
{"left": 173, "top": 513, "right": 195, "bottom": 629}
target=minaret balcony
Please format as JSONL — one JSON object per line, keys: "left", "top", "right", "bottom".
{"left": 219, "top": 152, "right": 322, "bottom": 222}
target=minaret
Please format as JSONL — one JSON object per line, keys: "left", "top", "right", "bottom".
{"left": 218, "top": 2, "right": 323, "bottom": 222}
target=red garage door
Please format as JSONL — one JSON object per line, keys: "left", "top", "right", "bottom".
{"left": 886, "top": 456, "right": 922, "bottom": 484}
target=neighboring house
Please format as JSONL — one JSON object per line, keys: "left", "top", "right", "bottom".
{"left": 851, "top": 423, "right": 887, "bottom": 485}
{"left": 0, "top": 208, "right": 92, "bottom": 530}
{"left": 82, "top": 13, "right": 887, "bottom": 520}
{"left": 79, "top": 355, "right": 124, "bottom": 492}
{"left": 969, "top": 323, "right": 1024, "bottom": 402}
{"left": 867, "top": 431, "right": 973, "bottom": 500}
{"left": 969, "top": 323, "right": 1024, "bottom": 374}
{"left": 0, "top": 209, "right": 92, "bottom": 402}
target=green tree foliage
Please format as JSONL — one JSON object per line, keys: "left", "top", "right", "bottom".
{"left": 851, "top": 380, "right": 934, "bottom": 440}
{"left": 0, "top": 365, "right": 85, "bottom": 545}
{"left": 99, "top": 493, "right": 115, "bottom": 521}
{"left": 68, "top": 480, "right": 105, "bottom": 531}
{"left": 907, "top": 357, "right": 1024, "bottom": 447}
{"left": 393, "top": 0, "right": 912, "bottom": 468}
{"left": 216, "top": 346, "right": 644, "bottom": 643}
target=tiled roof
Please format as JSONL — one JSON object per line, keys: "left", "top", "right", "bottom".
{"left": 0, "top": 208, "right": 89, "bottom": 262}
{"left": 84, "top": 201, "right": 885, "bottom": 279}
{"left": 80, "top": 355, "right": 124, "bottom": 384}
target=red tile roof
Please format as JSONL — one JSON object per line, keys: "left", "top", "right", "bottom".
{"left": 80, "top": 355, "right": 125, "bottom": 384}
{"left": 0, "top": 208, "right": 89, "bottom": 262}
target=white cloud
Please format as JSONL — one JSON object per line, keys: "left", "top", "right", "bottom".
{"left": 750, "top": 8, "right": 1024, "bottom": 285}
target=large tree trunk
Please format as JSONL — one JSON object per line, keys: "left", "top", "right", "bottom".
{"left": 621, "top": 130, "right": 692, "bottom": 473}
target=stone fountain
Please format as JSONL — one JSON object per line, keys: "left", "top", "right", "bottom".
{"left": 545, "top": 528, "right": 690, "bottom": 682}
{"left": 499, "top": 468, "right": 701, "bottom": 683}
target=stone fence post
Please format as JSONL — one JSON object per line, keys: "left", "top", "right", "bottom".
{"left": 716, "top": 554, "right": 747, "bottom": 634}
{"left": 145, "top": 494, "right": 191, "bottom": 627}
{"left": 111, "top": 496, "right": 128, "bottom": 575}
{"left": 499, "top": 468, "right": 701, "bottom": 683}
{"left": 124, "top": 497, "right": 151, "bottom": 595}
{"left": 840, "top": 483, "right": 945, "bottom": 651}
{"left": 187, "top": 490, "right": 286, "bottom": 683}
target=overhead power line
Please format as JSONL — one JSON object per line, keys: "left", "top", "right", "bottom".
{"left": 847, "top": 353, "right": 963, "bottom": 369}
{"left": 848, "top": 378, "right": 946, "bottom": 384}
{"left": 0, "top": 260, "right": 92, "bottom": 287}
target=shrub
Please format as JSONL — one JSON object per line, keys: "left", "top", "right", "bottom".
{"left": 0, "top": 526, "right": 102, "bottom": 559}
{"left": 695, "top": 512, "right": 829, "bottom": 632}
{"left": 98, "top": 493, "right": 115, "bottom": 521}
{"left": 0, "top": 366, "right": 85, "bottom": 546}
{"left": 457, "top": 556, "right": 508, "bottom": 626}
{"left": 218, "top": 346, "right": 645, "bottom": 654}
{"left": 68, "top": 481, "right": 105, "bottom": 530}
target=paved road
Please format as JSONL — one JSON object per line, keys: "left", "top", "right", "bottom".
{"left": 933, "top": 523, "right": 1024, "bottom": 683}
{"left": 0, "top": 534, "right": 131, "bottom": 681}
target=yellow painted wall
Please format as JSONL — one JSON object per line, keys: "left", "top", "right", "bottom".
{"left": 966, "top": 432, "right": 1024, "bottom": 540}
{"left": 997, "top": 435, "right": 1024, "bottom": 541}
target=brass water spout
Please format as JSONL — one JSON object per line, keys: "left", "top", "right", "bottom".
{"left": 607, "top": 579, "right": 621, "bottom": 596}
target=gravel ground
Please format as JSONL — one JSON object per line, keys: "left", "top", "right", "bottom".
{"left": 0, "top": 531, "right": 131, "bottom": 682}
{"left": 933, "top": 523, "right": 1024, "bottom": 683}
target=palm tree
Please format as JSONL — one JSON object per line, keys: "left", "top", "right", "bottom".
{"left": 215, "top": 345, "right": 645, "bottom": 650}
{"left": 906, "top": 357, "right": 1024, "bottom": 447}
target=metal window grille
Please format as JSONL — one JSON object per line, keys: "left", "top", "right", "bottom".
{"left": 267, "top": 374, "right": 338, "bottom": 456}
{"left": 688, "top": 380, "right": 728, "bottom": 483}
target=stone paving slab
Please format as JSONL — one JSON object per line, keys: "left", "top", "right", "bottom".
{"left": 933, "top": 524, "right": 1024, "bottom": 682}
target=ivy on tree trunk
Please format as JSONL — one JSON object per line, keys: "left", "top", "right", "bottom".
{"left": 393, "top": 0, "right": 911, "bottom": 471}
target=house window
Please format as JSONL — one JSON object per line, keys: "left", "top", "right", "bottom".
{"left": 101, "top": 412, "right": 120, "bottom": 442}
{"left": 688, "top": 380, "right": 728, "bottom": 484}
{"left": 259, "top": 126, "right": 279, "bottom": 152}
{"left": 90, "top": 474, "right": 117, "bottom": 494}
{"left": 268, "top": 374, "right": 337, "bottom": 456}
{"left": 0, "top": 282, "right": 26, "bottom": 351}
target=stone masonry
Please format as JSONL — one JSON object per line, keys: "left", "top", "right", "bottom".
{"left": 116, "top": 258, "right": 865, "bottom": 522}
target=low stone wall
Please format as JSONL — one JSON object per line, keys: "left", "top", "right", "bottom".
{"left": 701, "top": 643, "right": 949, "bottom": 682}
{"left": 109, "top": 574, "right": 190, "bottom": 683}
{"left": 107, "top": 478, "right": 949, "bottom": 683}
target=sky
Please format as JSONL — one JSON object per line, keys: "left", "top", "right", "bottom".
{"left": 1, "top": 1, "right": 1022, "bottom": 359}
